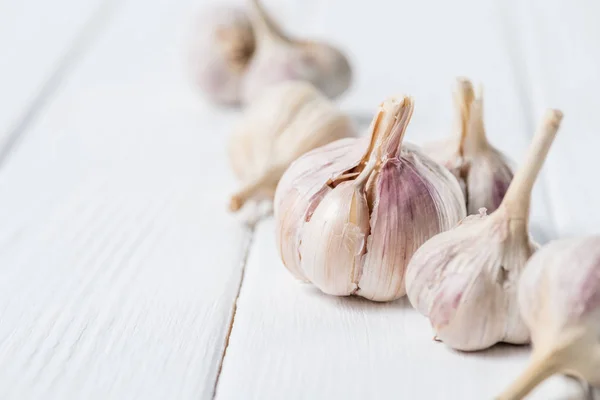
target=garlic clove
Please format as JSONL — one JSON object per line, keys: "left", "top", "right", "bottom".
{"left": 228, "top": 80, "right": 356, "bottom": 213}
{"left": 275, "top": 95, "right": 466, "bottom": 301}
{"left": 405, "top": 109, "right": 563, "bottom": 350}
{"left": 188, "top": 6, "right": 255, "bottom": 106}
{"left": 497, "top": 236, "right": 600, "bottom": 400}
{"left": 300, "top": 181, "right": 370, "bottom": 296}
{"left": 274, "top": 137, "right": 366, "bottom": 281}
{"left": 423, "top": 78, "right": 514, "bottom": 215}
{"left": 241, "top": 0, "right": 352, "bottom": 103}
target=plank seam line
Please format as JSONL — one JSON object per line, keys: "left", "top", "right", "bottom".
{"left": 0, "top": 0, "right": 123, "bottom": 170}
{"left": 211, "top": 223, "right": 257, "bottom": 400}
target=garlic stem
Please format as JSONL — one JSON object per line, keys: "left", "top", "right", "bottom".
{"left": 248, "top": 0, "right": 289, "bottom": 44}
{"left": 462, "top": 88, "right": 489, "bottom": 154}
{"left": 229, "top": 164, "right": 285, "bottom": 211}
{"left": 496, "top": 352, "right": 560, "bottom": 400}
{"left": 353, "top": 96, "right": 414, "bottom": 187}
{"left": 500, "top": 109, "right": 563, "bottom": 220}
{"left": 453, "top": 78, "right": 475, "bottom": 157}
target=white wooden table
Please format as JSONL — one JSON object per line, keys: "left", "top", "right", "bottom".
{"left": 0, "top": 0, "right": 598, "bottom": 399}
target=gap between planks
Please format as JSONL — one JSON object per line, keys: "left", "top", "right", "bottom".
{"left": 0, "top": 0, "right": 122, "bottom": 169}
{"left": 212, "top": 221, "right": 258, "bottom": 400}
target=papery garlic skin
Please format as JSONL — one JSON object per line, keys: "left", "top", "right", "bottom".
{"left": 274, "top": 137, "right": 367, "bottom": 281}
{"left": 241, "top": 0, "right": 352, "bottom": 103}
{"left": 497, "top": 236, "right": 600, "bottom": 400}
{"left": 423, "top": 78, "right": 514, "bottom": 215}
{"left": 522, "top": 238, "right": 600, "bottom": 377}
{"left": 356, "top": 145, "right": 466, "bottom": 301}
{"left": 406, "top": 209, "right": 534, "bottom": 350}
{"left": 274, "top": 96, "right": 466, "bottom": 301}
{"left": 406, "top": 109, "right": 563, "bottom": 351}
{"left": 188, "top": 6, "right": 254, "bottom": 106}
{"left": 229, "top": 80, "right": 355, "bottom": 212}
{"left": 300, "top": 181, "right": 370, "bottom": 295}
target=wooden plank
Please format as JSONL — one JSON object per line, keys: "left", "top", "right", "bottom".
{"left": 502, "top": 0, "right": 600, "bottom": 237}
{"left": 0, "top": 0, "right": 253, "bottom": 398}
{"left": 0, "top": 0, "right": 114, "bottom": 159}
{"left": 214, "top": 0, "right": 581, "bottom": 399}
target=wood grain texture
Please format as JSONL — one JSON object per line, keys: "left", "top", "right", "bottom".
{"left": 215, "top": 0, "right": 586, "bottom": 399}
{"left": 0, "top": 0, "right": 114, "bottom": 158}
{"left": 504, "top": 0, "right": 600, "bottom": 237}
{"left": 0, "top": 0, "right": 253, "bottom": 398}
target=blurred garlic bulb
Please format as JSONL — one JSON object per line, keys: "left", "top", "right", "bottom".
{"left": 188, "top": 6, "right": 255, "bottom": 106}
{"left": 229, "top": 80, "right": 355, "bottom": 212}
{"left": 423, "top": 78, "right": 514, "bottom": 215}
{"left": 274, "top": 96, "right": 466, "bottom": 301}
{"left": 498, "top": 236, "right": 600, "bottom": 400}
{"left": 405, "top": 110, "right": 563, "bottom": 351}
{"left": 241, "top": 0, "right": 352, "bottom": 103}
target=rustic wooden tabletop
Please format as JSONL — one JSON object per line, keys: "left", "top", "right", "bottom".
{"left": 1, "top": 0, "right": 599, "bottom": 399}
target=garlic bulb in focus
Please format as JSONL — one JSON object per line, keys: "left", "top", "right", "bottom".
{"left": 405, "top": 110, "right": 563, "bottom": 351}
{"left": 274, "top": 96, "right": 466, "bottom": 301}
{"left": 423, "top": 78, "right": 514, "bottom": 215}
{"left": 229, "top": 80, "right": 355, "bottom": 212}
{"left": 497, "top": 236, "right": 600, "bottom": 400}
{"left": 188, "top": 6, "right": 255, "bottom": 106}
{"left": 241, "top": 0, "right": 352, "bottom": 103}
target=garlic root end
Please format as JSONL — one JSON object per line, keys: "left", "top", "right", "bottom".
{"left": 229, "top": 165, "right": 283, "bottom": 212}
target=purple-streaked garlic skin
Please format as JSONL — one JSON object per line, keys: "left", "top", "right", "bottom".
{"left": 188, "top": 6, "right": 254, "bottom": 106}
{"left": 357, "top": 147, "right": 465, "bottom": 301}
{"left": 274, "top": 97, "right": 466, "bottom": 301}
{"left": 519, "top": 236, "right": 600, "bottom": 379}
{"left": 407, "top": 109, "right": 563, "bottom": 352}
{"left": 423, "top": 78, "right": 514, "bottom": 215}
{"left": 405, "top": 209, "right": 534, "bottom": 350}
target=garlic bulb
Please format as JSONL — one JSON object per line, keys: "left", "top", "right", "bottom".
{"left": 497, "top": 236, "right": 600, "bottom": 400}
{"left": 423, "top": 78, "right": 514, "bottom": 215}
{"left": 188, "top": 6, "right": 255, "bottom": 106}
{"left": 229, "top": 80, "right": 355, "bottom": 212}
{"left": 274, "top": 96, "right": 466, "bottom": 301}
{"left": 241, "top": 0, "right": 352, "bottom": 103}
{"left": 405, "top": 109, "right": 563, "bottom": 351}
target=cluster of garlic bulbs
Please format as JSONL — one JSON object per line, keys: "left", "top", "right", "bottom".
{"left": 228, "top": 80, "right": 356, "bottom": 212}
{"left": 189, "top": 0, "right": 352, "bottom": 106}
{"left": 405, "top": 109, "right": 562, "bottom": 351}
{"left": 274, "top": 96, "right": 466, "bottom": 301}
{"left": 188, "top": 0, "right": 597, "bottom": 393}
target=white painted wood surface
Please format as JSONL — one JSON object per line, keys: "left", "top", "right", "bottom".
{"left": 0, "top": 0, "right": 113, "bottom": 157}
{"left": 0, "top": 0, "right": 252, "bottom": 398}
{"left": 0, "top": 0, "right": 598, "bottom": 399}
